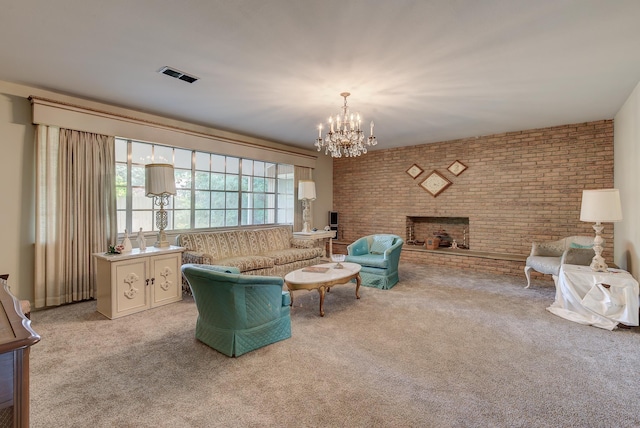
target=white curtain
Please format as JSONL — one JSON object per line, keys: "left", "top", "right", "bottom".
{"left": 35, "top": 126, "right": 117, "bottom": 308}
{"left": 293, "top": 166, "right": 313, "bottom": 232}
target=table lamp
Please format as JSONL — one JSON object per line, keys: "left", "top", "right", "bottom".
{"left": 145, "top": 163, "right": 177, "bottom": 248}
{"left": 579, "top": 189, "right": 622, "bottom": 272}
{"left": 298, "top": 180, "right": 316, "bottom": 233}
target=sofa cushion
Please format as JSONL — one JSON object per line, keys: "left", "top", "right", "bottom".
{"left": 370, "top": 235, "right": 395, "bottom": 254}
{"left": 570, "top": 242, "right": 593, "bottom": 249}
{"left": 213, "top": 255, "right": 275, "bottom": 272}
{"left": 345, "top": 254, "right": 389, "bottom": 269}
{"left": 265, "top": 247, "right": 324, "bottom": 265}
{"left": 249, "top": 227, "right": 291, "bottom": 253}
{"left": 199, "top": 230, "right": 251, "bottom": 259}
{"left": 526, "top": 255, "right": 561, "bottom": 276}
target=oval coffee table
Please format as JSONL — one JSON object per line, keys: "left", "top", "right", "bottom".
{"left": 284, "top": 262, "right": 361, "bottom": 317}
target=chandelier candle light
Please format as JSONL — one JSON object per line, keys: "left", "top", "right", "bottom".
{"left": 315, "top": 92, "right": 377, "bottom": 157}
{"left": 579, "top": 188, "right": 623, "bottom": 272}
{"left": 298, "top": 180, "right": 316, "bottom": 233}
{"left": 145, "top": 163, "right": 177, "bottom": 248}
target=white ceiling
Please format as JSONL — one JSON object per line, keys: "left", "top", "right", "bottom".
{"left": 2, "top": 0, "right": 640, "bottom": 151}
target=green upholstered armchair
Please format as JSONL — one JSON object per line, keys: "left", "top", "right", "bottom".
{"left": 181, "top": 264, "right": 291, "bottom": 357}
{"left": 345, "top": 234, "right": 403, "bottom": 289}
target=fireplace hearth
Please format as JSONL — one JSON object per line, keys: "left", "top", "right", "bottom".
{"left": 406, "top": 216, "right": 470, "bottom": 249}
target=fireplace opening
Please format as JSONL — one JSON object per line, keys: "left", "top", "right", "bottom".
{"left": 406, "top": 216, "right": 470, "bottom": 249}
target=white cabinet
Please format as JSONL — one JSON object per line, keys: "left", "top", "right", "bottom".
{"left": 94, "top": 246, "right": 184, "bottom": 319}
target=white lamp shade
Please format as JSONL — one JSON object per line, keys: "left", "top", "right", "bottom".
{"left": 298, "top": 180, "right": 316, "bottom": 201}
{"left": 145, "top": 163, "right": 177, "bottom": 196}
{"left": 580, "top": 189, "right": 623, "bottom": 222}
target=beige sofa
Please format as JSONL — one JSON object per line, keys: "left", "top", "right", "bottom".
{"left": 176, "top": 226, "right": 324, "bottom": 277}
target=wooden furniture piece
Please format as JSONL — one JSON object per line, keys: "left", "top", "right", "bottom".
{"left": 94, "top": 246, "right": 184, "bottom": 319}
{"left": 293, "top": 230, "right": 336, "bottom": 258}
{"left": 284, "top": 262, "right": 361, "bottom": 317}
{"left": 0, "top": 278, "right": 40, "bottom": 428}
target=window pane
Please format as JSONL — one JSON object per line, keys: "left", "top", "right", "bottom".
{"left": 227, "top": 157, "right": 239, "bottom": 174}
{"left": 195, "top": 171, "right": 210, "bottom": 190}
{"left": 241, "top": 192, "right": 250, "bottom": 207}
{"left": 195, "top": 210, "right": 209, "bottom": 228}
{"left": 117, "top": 211, "right": 126, "bottom": 234}
{"left": 242, "top": 159, "right": 252, "bottom": 175}
{"left": 211, "top": 210, "right": 225, "bottom": 227}
{"left": 254, "top": 210, "right": 265, "bottom": 224}
{"left": 241, "top": 209, "right": 251, "bottom": 225}
{"left": 175, "top": 169, "right": 191, "bottom": 189}
{"left": 211, "top": 173, "right": 225, "bottom": 190}
{"left": 174, "top": 148, "right": 191, "bottom": 169}
{"left": 132, "top": 211, "right": 153, "bottom": 232}
{"left": 226, "top": 193, "right": 238, "bottom": 209}
{"left": 212, "top": 155, "right": 225, "bottom": 172}
{"left": 116, "top": 189, "right": 127, "bottom": 210}
{"left": 253, "top": 193, "right": 265, "bottom": 209}
{"left": 226, "top": 175, "right": 238, "bottom": 191}
{"left": 241, "top": 176, "right": 250, "bottom": 191}
{"left": 131, "top": 142, "right": 152, "bottom": 164}
{"left": 225, "top": 210, "right": 238, "bottom": 226}
{"left": 174, "top": 210, "right": 190, "bottom": 230}
{"left": 265, "top": 163, "right": 276, "bottom": 178}
{"left": 265, "top": 209, "right": 275, "bottom": 223}
{"left": 131, "top": 165, "right": 145, "bottom": 187}
{"left": 195, "top": 152, "right": 210, "bottom": 171}
{"left": 154, "top": 145, "right": 173, "bottom": 163}
{"left": 174, "top": 190, "right": 191, "bottom": 209}
{"left": 195, "top": 190, "right": 210, "bottom": 209}
{"left": 265, "top": 194, "right": 275, "bottom": 209}
{"left": 132, "top": 187, "right": 150, "bottom": 209}
{"left": 212, "top": 192, "right": 225, "bottom": 209}
{"left": 115, "top": 139, "right": 127, "bottom": 163}
{"left": 116, "top": 164, "right": 127, "bottom": 187}
{"left": 254, "top": 161, "right": 264, "bottom": 176}
{"left": 254, "top": 177, "right": 265, "bottom": 192}
{"left": 266, "top": 178, "right": 276, "bottom": 192}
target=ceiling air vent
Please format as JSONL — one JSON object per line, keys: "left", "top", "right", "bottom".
{"left": 158, "top": 66, "right": 199, "bottom": 83}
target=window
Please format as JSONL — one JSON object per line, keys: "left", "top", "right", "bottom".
{"left": 115, "top": 138, "right": 294, "bottom": 234}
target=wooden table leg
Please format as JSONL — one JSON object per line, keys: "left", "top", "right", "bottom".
{"left": 355, "top": 274, "right": 361, "bottom": 299}
{"left": 318, "top": 286, "right": 326, "bottom": 317}
{"left": 287, "top": 285, "right": 294, "bottom": 307}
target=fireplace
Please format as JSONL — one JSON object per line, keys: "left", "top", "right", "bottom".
{"left": 406, "top": 216, "right": 470, "bottom": 249}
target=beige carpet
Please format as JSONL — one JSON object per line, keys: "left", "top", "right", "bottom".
{"left": 29, "top": 263, "right": 640, "bottom": 427}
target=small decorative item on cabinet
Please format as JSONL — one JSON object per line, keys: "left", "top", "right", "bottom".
{"left": 121, "top": 229, "right": 133, "bottom": 252}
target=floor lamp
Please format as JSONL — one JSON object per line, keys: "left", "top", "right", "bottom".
{"left": 298, "top": 180, "right": 316, "bottom": 233}
{"left": 579, "top": 189, "right": 623, "bottom": 272}
{"left": 145, "top": 163, "right": 177, "bottom": 248}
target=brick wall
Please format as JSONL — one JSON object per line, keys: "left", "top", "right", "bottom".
{"left": 332, "top": 120, "right": 614, "bottom": 277}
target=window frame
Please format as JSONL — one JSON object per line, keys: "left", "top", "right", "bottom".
{"left": 115, "top": 138, "right": 294, "bottom": 234}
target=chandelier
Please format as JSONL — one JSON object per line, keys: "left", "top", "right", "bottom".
{"left": 314, "top": 92, "right": 377, "bottom": 158}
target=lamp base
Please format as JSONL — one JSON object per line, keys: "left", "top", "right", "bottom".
{"left": 590, "top": 256, "right": 608, "bottom": 272}
{"left": 154, "top": 229, "right": 170, "bottom": 248}
{"left": 301, "top": 222, "right": 312, "bottom": 233}
{"left": 590, "top": 222, "right": 608, "bottom": 272}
